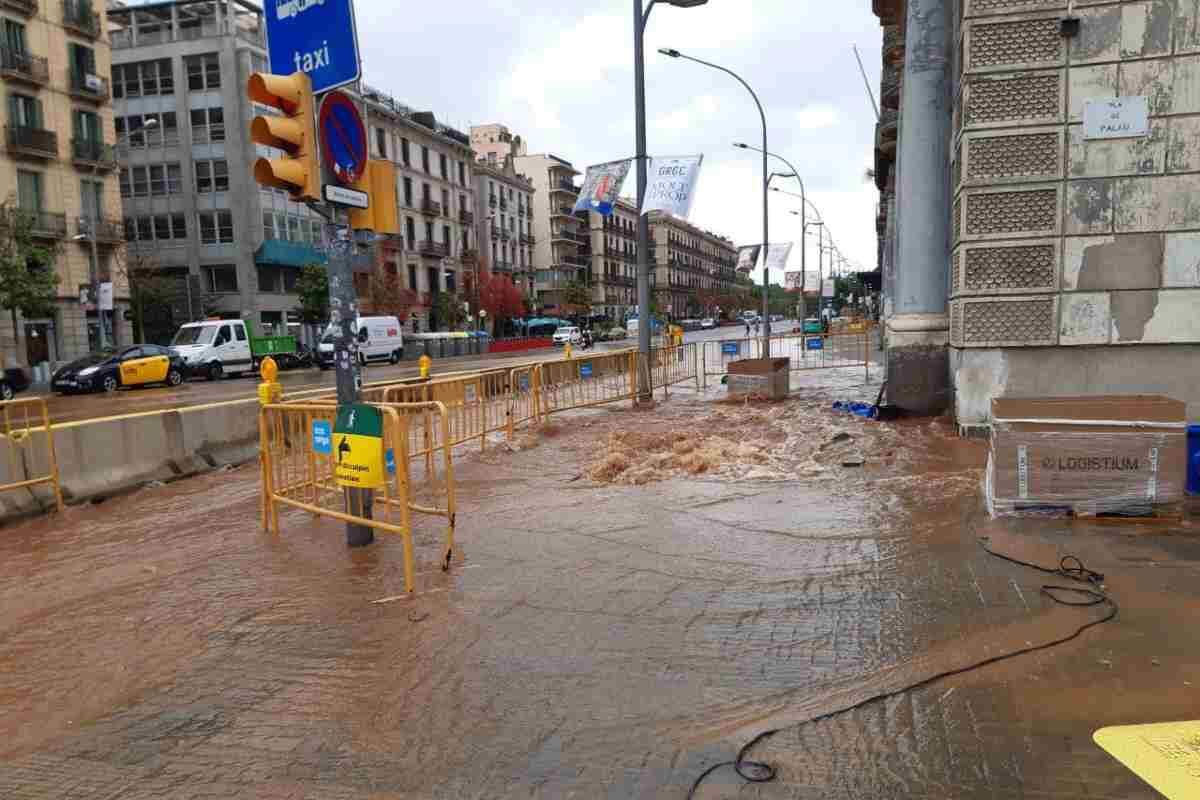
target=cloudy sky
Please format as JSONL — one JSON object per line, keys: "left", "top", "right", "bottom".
{"left": 356, "top": 0, "right": 882, "bottom": 286}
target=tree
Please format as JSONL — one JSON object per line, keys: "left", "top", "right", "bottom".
{"left": 478, "top": 272, "right": 525, "bottom": 334}
{"left": 114, "top": 247, "right": 189, "bottom": 344}
{"left": 294, "top": 264, "right": 329, "bottom": 324}
{"left": 0, "top": 202, "right": 58, "bottom": 363}
{"left": 434, "top": 292, "right": 467, "bottom": 330}
{"left": 562, "top": 280, "right": 592, "bottom": 319}
{"left": 366, "top": 268, "right": 417, "bottom": 319}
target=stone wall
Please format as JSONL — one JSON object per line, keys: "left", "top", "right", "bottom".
{"left": 951, "top": 0, "right": 1200, "bottom": 422}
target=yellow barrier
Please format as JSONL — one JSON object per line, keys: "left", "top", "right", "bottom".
{"left": 539, "top": 350, "right": 639, "bottom": 417}
{"left": 0, "top": 397, "right": 62, "bottom": 512}
{"left": 259, "top": 401, "right": 457, "bottom": 592}
{"left": 649, "top": 342, "right": 700, "bottom": 399}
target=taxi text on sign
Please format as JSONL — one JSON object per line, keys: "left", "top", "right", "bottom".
{"left": 1094, "top": 720, "right": 1200, "bottom": 799}
{"left": 333, "top": 404, "right": 384, "bottom": 489}
{"left": 264, "top": 0, "right": 361, "bottom": 94}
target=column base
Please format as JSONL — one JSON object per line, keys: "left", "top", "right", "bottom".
{"left": 885, "top": 313, "right": 950, "bottom": 416}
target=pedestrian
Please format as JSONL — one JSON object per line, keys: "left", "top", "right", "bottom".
{"left": 753, "top": 320, "right": 760, "bottom": 337}
{"left": 744, "top": 320, "right": 751, "bottom": 337}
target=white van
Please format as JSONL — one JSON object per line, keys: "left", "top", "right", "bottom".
{"left": 318, "top": 316, "right": 404, "bottom": 369}
{"left": 170, "top": 319, "right": 253, "bottom": 381}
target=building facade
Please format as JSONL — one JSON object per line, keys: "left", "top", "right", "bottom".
{"left": 512, "top": 153, "right": 589, "bottom": 314}
{"left": 872, "top": 0, "right": 1200, "bottom": 423}
{"left": 0, "top": 0, "right": 127, "bottom": 365}
{"left": 109, "top": 0, "right": 324, "bottom": 344}
{"left": 471, "top": 156, "right": 535, "bottom": 303}
{"left": 362, "top": 85, "right": 475, "bottom": 332}
{"left": 586, "top": 198, "right": 639, "bottom": 322}
{"left": 647, "top": 210, "right": 738, "bottom": 319}
{"left": 470, "top": 123, "right": 526, "bottom": 166}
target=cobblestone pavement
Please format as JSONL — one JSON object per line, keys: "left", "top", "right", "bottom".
{"left": 2, "top": 377, "right": 1199, "bottom": 798}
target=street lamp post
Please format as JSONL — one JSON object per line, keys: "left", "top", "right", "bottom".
{"left": 634, "top": 0, "right": 708, "bottom": 402}
{"left": 660, "top": 48, "right": 769, "bottom": 350}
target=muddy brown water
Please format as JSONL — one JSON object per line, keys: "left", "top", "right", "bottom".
{"left": 1, "top": 380, "right": 1197, "bottom": 798}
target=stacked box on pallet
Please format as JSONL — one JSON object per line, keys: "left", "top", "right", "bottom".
{"left": 985, "top": 396, "right": 1187, "bottom": 518}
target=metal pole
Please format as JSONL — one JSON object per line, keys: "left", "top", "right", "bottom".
{"left": 852, "top": 45, "right": 881, "bottom": 121}
{"left": 327, "top": 208, "right": 372, "bottom": 547}
{"left": 760, "top": 114, "right": 769, "bottom": 352}
{"left": 90, "top": 224, "right": 104, "bottom": 349}
{"left": 633, "top": 0, "right": 656, "bottom": 402}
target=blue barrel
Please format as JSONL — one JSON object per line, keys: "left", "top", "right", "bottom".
{"left": 1189, "top": 424, "right": 1200, "bottom": 495}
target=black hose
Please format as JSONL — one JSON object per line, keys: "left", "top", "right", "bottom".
{"left": 685, "top": 538, "right": 1118, "bottom": 799}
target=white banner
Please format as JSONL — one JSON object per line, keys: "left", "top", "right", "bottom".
{"left": 784, "top": 270, "right": 803, "bottom": 290}
{"left": 641, "top": 155, "right": 703, "bottom": 218}
{"left": 735, "top": 245, "right": 761, "bottom": 272}
{"left": 765, "top": 242, "right": 792, "bottom": 271}
{"left": 574, "top": 159, "right": 632, "bottom": 216}
{"left": 99, "top": 281, "right": 114, "bottom": 311}
{"left": 822, "top": 278, "right": 835, "bottom": 299}
{"left": 802, "top": 271, "right": 820, "bottom": 293}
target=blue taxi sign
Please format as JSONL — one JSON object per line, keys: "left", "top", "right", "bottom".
{"left": 265, "top": 0, "right": 361, "bottom": 94}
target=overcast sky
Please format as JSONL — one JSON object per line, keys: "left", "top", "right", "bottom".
{"left": 356, "top": 0, "right": 882, "bottom": 286}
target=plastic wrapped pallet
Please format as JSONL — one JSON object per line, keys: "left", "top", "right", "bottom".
{"left": 985, "top": 396, "right": 1186, "bottom": 518}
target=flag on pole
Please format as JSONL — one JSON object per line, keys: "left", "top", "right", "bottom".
{"left": 640, "top": 155, "right": 704, "bottom": 219}
{"left": 574, "top": 159, "right": 633, "bottom": 216}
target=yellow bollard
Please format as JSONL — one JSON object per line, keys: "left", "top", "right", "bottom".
{"left": 419, "top": 353, "right": 432, "bottom": 380}
{"left": 257, "top": 356, "right": 282, "bottom": 405}
{"left": 564, "top": 342, "right": 573, "bottom": 359}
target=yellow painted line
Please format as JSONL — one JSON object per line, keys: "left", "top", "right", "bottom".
{"left": 1094, "top": 721, "right": 1200, "bottom": 799}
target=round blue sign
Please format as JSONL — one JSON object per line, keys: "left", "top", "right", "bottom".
{"left": 318, "top": 91, "right": 367, "bottom": 186}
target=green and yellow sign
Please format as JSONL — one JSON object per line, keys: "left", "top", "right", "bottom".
{"left": 333, "top": 404, "right": 385, "bottom": 489}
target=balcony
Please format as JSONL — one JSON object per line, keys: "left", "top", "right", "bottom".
{"left": 488, "top": 195, "right": 497, "bottom": 208}
{"left": 498, "top": 197, "right": 508, "bottom": 210}
{"left": 459, "top": 209, "right": 474, "bottom": 224}
{"left": 517, "top": 206, "right": 527, "bottom": 218}
{"left": 62, "top": 0, "right": 101, "bottom": 38}
{"left": 0, "top": 0, "right": 36, "bottom": 16}
{"left": 551, "top": 205, "right": 575, "bottom": 219}
{"left": 0, "top": 48, "right": 47, "bottom": 85}
{"left": 420, "top": 199, "right": 442, "bottom": 217}
{"left": 418, "top": 241, "right": 449, "bottom": 259}
{"left": 75, "top": 216, "right": 125, "bottom": 245}
{"left": 71, "top": 137, "right": 116, "bottom": 170}
{"left": 500, "top": 229, "right": 511, "bottom": 241}
{"left": 6, "top": 125, "right": 56, "bottom": 159}
{"left": 8, "top": 209, "right": 66, "bottom": 239}
{"left": 490, "top": 226, "right": 500, "bottom": 241}
{"left": 68, "top": 70, "right": 109, "bottom": 103}
{"left": 563, "top": 255, "right": 589, "bottom": 268}
{"left": 883, "top": 24, "right": 904, "bottom": 64}
{"left": 881, "top": 67, "right": 901, "bottom": 109}
{"left": 521, "top": 233, "right": 535, "bottom": 245}
{"left": 552, "top": 177, "right": 578, "bottom": 194}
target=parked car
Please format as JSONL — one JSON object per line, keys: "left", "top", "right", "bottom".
{"left": 0, "top": 365, "right": 31, "bottom": 401}
{"left": 51, "top": 345, "right": 188, "bottom": 394}
{"left": 552, "top": 326, "right": 583, "bottom": 346}
{"left": 700, "top": 318, "right": 716, "bottom": 330}
{"left": 600, "top": 326, "right": 627, "bottom": 341}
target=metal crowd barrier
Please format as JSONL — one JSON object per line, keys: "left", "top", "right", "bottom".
{"left": 0, "top": 397, "right": 62, "bottom": 512}
{"left": 540, "top": 350, "right": 639, "bottom": 417}
{"left": 700, "top": 332, "right": 870, "bottom": 387}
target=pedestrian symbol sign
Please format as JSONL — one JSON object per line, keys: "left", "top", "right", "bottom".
{"left": 1095, "top": 721, "right": 1200, "bottom": 799}
{"left": 333, "top": 404, "right": 384, "bottom": 488}
{"left": 312, "top": 420, "right": 332, "bottom": 454}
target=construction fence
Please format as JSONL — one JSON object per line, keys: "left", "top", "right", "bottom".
{"left": 700, "top": 331, "right": 871, "bottom": 388}
{"left": 0, "top": 398, "right": 62, "bottom": 512}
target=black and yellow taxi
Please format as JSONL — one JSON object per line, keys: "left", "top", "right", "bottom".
{"left": 51, "top": 345, "right": 188, "bottom": 394}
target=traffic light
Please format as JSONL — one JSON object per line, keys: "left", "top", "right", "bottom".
{"left": 349, "top": 160, "right": 399, "bottom": 235}
{"left": 247, "top": 71, "right": 320, "bottom": 201}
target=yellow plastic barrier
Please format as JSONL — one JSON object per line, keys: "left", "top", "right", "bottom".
{"left": 0, "top": 397, "right": 62, "bottom": 512}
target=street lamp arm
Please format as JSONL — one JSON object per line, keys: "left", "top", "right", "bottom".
{"left": 673, "top": 53, "right": 767, "bottom": 146}
{"left": 642, "top": 0, "right": 657, "bottom": 26}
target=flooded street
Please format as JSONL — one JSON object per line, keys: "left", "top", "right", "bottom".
{"left": 2, "top": 373, "right": 1198, "bottom": 798}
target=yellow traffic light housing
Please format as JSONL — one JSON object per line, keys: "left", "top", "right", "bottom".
{"left": 247, "top": 71, "right": 320, "bottom": 201}
{"left": 349, "top": 160, "right": 399, "bottom": 235}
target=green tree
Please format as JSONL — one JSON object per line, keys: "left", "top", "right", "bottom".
{"left": 434, "top": 292, "right": 467, "bottom": 330}
{"left": 0, "top": 203, "right": 58, "bottom": 362}
{"left": 294, "top": 264, "right": 329, "bottom": 324}
{"left": 562, "top": 280, "right": 592, "bottom": 318}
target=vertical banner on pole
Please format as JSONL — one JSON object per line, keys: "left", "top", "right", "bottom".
{"left": 640, "top": 155, "right": 704, "bottom": 219}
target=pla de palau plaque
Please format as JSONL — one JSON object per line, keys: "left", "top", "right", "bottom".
{"left": 1083, "top": 96, "right": 1149, "bottom": 140}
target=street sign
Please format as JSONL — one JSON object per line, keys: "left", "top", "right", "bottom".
{"left": 318, "top": 91, "right": 367, "bottom": 185}
{"left": 385, "top": 448, "right": 396, "bottom": 475}
{"left": 1095, "top": 721, "right": 1200, "bottom": 799}
{"left": 312, "top": 420, "right": 332, "bottom": 454}
{"left": 721, "top": 341, "right": 740, "bottom": 355}
{"left": 333, "top": 404, "right": 384, "bottom": 488}
{"left": 806, "top": 337, "right": 824, "bottom": 351}
{"left": 580, "top": 362, "right": 593, "bottom": 379}
{"left": 264, "top": 0, "right": 361, "bottom": 94}
{"left": 325, "top": 184, "right": 368, "bottom": 208}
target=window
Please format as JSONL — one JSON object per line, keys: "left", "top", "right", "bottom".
{"left": 421, "top": 146, "right": 429, "bottom": 173}
{"left": 8, "top": 93, "right": 41, "bottom": 129}
{"left": 439, "top": 153, "right": 447, "bottom": 179}
{"left": 441, "top": 188, "right": 449, "bottom": 214}
{"left": 408, "top": 264, "right": 417, "bottom": 291}
{"left": 405, "top": 217, "right": 415, "bottom": 248}
{"left": 422, "top": 182, "right": 430, "bottom": 203}
{"left": 458, "top": 161, "right": 466, "bottom": 185}
{"left": 80, "top": 179, "right": 102, "bottom": 219}
{"left": 424, "top": 220, "right": 433, "bottom": 242}
{"left": 374, "top": 127, "right": 387, "bottom": 159}
{"left": 190, "top": 107, "right": 225, "bottom": 143}
{"left": 123, "top": 213, "right": 187, "bottom": 244}
{"left": 403, "top": 177, "right": 412, "bottom": 206}
{"left": 442, "top": 224, "right": 450, "bottom": 246}
{"left": 195, "top": 159, "right": 228, "bottom": 193}
{"left": 234, "top": 324, "right": 247, "bottom": 341}
{"left": 68, "top": 43, "right": 95, "bottom": 85}
{"left": 116, "top": 111, "right": 178, "bottom": 147}
{"left": 202, "top": 264, "right": 238, "bottom": 293}
{"left": 198, "top": 210, "right": 233, "bottom": 244}
{"left": 401, "top": 137, "right": 410, "bottom": 166}
{"left": 73, "top": 109, "right": 100, "bottom": 143}
{"left": 113, "top": 58, "right": 173, "bottom": 99}
{"left": 121, "top": 163, "right": 181, "bottom": 197}
{"left": 185, "top": 53, "right": 220, "bottom": 91}
{"left": 16, "top": 170, "right": 41, "bottom": 211}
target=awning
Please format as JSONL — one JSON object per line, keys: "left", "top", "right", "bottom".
{"left": 255, "top": 239, "right": 327, "bottom": 268}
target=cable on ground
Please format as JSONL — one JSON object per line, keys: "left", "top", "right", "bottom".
{"left": 685, "top": 537, "right": 1118, "bottom": 799}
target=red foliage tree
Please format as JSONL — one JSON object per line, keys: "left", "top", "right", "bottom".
{"left": 479, "top": 272, "right": 526, "bottom": 331}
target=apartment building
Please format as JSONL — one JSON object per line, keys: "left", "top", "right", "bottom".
{"left": 0, "top": 0, "right": 126, "bottom": 364}
{"left": 585, "top": 198, "right": 639, "bottom": 322}
{"left": 470, "top": 123, "right": 526, "bottom": 166}
{"left": 512, "top": 153, "right": 588, "bottom": 313}
{"left": 363, "top": 85, "right": 475, "bottom": 332}
{"left": 109, "top": 0, "right": 324, "bottom": 343}
{"left": 471, "top": 155, "right": 534, "bottom": 300}
{"left": 647, "top": 210, "right": 739, "bottom": 319}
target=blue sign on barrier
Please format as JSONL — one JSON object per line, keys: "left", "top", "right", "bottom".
{"left": 312, "top": 420, "right": 332, "bottom": 454}
{"left": 518, "top": 373, "right": 531, "bottom": 392}
{"left": 385, "top": 448, "right": 395, "bottom": 475}
{"left": 265, "top": 0, "right": 361, "bottom": 94}
{"left": 580, "top": 362, "right": 593, "bottom": 379}
{"left": 806, "top": 337, "right": 824, "bottom": 351}
{"left": 721, "top": 342, "right": 740, "bottom": 355}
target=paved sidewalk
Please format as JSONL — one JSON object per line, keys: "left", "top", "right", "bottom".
{"left": 2, "top": 384, "right": 1198, "bottom": 798}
